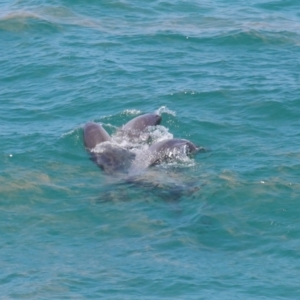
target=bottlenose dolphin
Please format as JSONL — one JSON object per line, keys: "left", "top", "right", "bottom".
{"left": 116, "top": 113, "right": 162, "bottom": 142}
{"left": 149, "top": 138, "right": 198, "bottom": 154}
{"left": 83, "top": 122, "right": 111, "bottom": 151}
{"left": 122, "top": 113, "right": 162, "bottom": 132}
{"left": 90, "top": 143, "right": 136, "bottom": 173}
{"left": 83, "top": 122, "right": 135, "bottom": 173}
{"left": 128, "top": 138, "right": 199, "bottom": 172}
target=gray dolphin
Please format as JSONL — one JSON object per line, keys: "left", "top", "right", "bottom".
{"left": 122, "top": 113, "right": 162, "bottom": 132}
{"left": 83, "top": 122, "right": 135, "bottom": 173}
{"left": 91, "top": 143, "right": 136, "bottom": 174}
{"left": 83, "top": 122, "right": 111, "bottom": 151}
{"left": 116, "top": 113, "right": 162, "bottom": 142}
{"left": 148, "top": 138, "right": 198, "bottom": 166}
{"left": 128, "top": 138, "right": 199, "bottom": 172}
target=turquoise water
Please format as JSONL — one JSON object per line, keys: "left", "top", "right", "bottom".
{"left": 1, "top": 0, "right": 300, "bottom": 298}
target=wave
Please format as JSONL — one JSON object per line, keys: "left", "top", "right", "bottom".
{"left": 1, "top": 4, "right": 299, "bottom": 49}
{"left": 0, "top": 10, "right": 60, "bottom": 32}
{"left": 0, "top": 6, "right": 102, "bottom": 32}
{"left": 211, "top": 28, "right": 299, "bottom": 46}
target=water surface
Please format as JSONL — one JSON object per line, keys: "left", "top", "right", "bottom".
{"left": 1, "top": 0, "right": 300, "bottom": 298}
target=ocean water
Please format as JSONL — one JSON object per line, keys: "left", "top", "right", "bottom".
{"left": 1, "top": 0, "right": 300, "bottom": 298}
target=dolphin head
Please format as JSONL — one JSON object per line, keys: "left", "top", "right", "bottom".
{"left": 148, "top": 138, "right": 199, "bottom": 166}
{"left": 122, "top": 113, "right": 162, "bottom": 132}
{"left": 83, "top": 122, "right": 111, "bottom": 151}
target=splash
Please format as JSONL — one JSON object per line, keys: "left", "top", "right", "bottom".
{"left": 122, "top": 109, "right": 142, "bottom": 116}
{"left": 61, "top": 127, "right": 78, "bottom": 138}
{"left": 156, "top": 106, "right": 176, "bottom": 116}
{"left": 146, "top": 125, "right": 173, "bottom": 144}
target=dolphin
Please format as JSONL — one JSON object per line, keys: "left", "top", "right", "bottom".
{"left": 128, "top": 138, "right": 199, "bottom": 172}
{"left": 83, "top": 122, "right": 111, "bottom": 151}
{"left": 116, "top": 113, "right": 162, "bottom": 142}
{"left": 83, "top": 122, "right": 135, "bottom": 173}
{"left": 91, "top": 143, "right": 136, "bottom": 174}
{"left": 147, "top": 138, "right": 199, "bottom": 166}
{"left": 122, "top": 113, "right": 162, "bottom": 132}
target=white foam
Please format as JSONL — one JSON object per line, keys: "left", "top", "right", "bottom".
{"left": 122, "top": 109, "right": 142, "bottom": 116}
{"left": 146, "top": 125, "right": 174, "bottom": 144}
{"left": 156, "top": 106, "right": 176, "bottom": 116}
{"left": 60, "top": 127, "right": 79, "bottom": 138}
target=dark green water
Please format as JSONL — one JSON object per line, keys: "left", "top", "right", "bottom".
{"left": 1, "top": 0, "right": 300, "bottom": 298}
